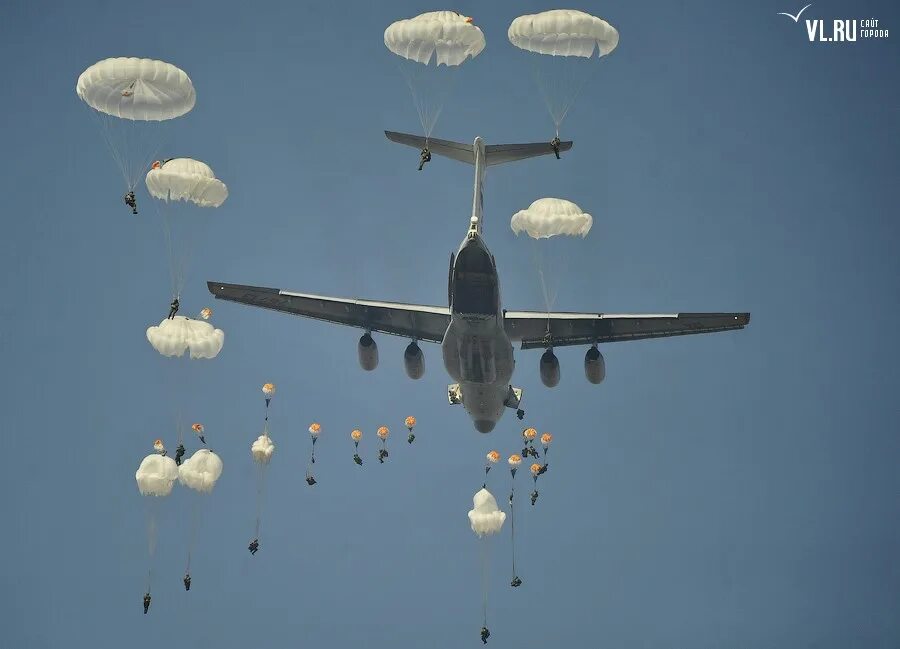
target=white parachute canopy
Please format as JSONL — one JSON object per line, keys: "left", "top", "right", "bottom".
{"left": 468, "top": 488, "right": 507, "bottom": 537}
{"left": 251, "top": 435, "right": 275, "bottom": 465}
{"left": 135, "top": 454, "right": 179, "bottom": 497}
{"left": 508, "top": 10, "right": 619, "bottom": 58}
{"left": 76, "top": 58, "right": 196, "bottom": 121}
{"left": 511, "top": 198, "right": 593, "bottom": 239}
{"left": 178, "top": 449, "right": 223, "bottom": 494}
{"left": 75, "top": 58, "right": 195, "bottom": 190}
{"left": 146, "top": 158, "right": 228, "bottom": 207}
{"left": 508, "top": 10, "right": 618, "bottom": 135}
{"left": 385, "top": 11, "right": 486, "bottom": 66}
{"left": 147, "top": 316, "right": 224, "bottom": 359}
{"left": 385, "top": 11, "right": 485, "bottom": 138}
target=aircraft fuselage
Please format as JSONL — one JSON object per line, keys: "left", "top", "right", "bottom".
{"left": 441, "top": 230, "right": 515, "bottom": 433}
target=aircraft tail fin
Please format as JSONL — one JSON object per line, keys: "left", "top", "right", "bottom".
{"left": 385, "top": 131, "right": 572, "bottom": 167}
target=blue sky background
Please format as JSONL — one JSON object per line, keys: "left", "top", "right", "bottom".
{"left": 1, "top": 1, "right": 899, "bottom": 647}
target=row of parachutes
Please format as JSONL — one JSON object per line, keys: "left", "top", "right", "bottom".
{"left": 76, "top": 55, "right": 231, "bottom": 614}
{"left": 77, "top": 7, "right": 608, "bottom": 635}
{"left": 132, "top": 378, "right": 424, "bottom": 611}
{"left": 385, "top": 9, "right": 618, "bottom": 141}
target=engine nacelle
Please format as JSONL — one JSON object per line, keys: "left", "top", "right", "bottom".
{"left": 358, "top": 333, "right": 378, "bottom": 371}
{"left": 404, "top": 342, "right": 425, "bottom": 380}
{"left": 539, "top": 349, "right": 560, "bottom": 388}
{"left": 584, "top": 346, "right": 606, "bottom": 384}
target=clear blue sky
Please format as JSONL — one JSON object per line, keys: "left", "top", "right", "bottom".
{"left": 1, "top": 1, "right": 898, "bottom": 647}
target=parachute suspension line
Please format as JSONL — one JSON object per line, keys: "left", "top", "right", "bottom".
{"left": 529, "top": 55, "right": 596, "bottom": 135}
{"left": 93, "top": 111, "right": 165, "bottom": 191}
{"left": 397, "top": 60, "right": 459, "bottom": 139}
{"left": 307, "top": 437, "right": 316, "bottom": 477}
{"left": 186, "top": 496, "right": 201, "bottom": 572}
{"left": 160, "top": 200, "right": 180, "bottom": 298}
{"left": 510, "top": 496, "right": 518, "bottom": 578}
{"left": 480, "top": 538, "right": 489, "bottom": 627}
{"left": 555, "top": 64, "right": 595, "bottom": 132}
{"left": 530, "top": 239, "right": 552, "bottom": 315}
{"left": 510, "top": 480, "right": 518, "bottom": 579}
{"left": 94, "top": 112, "right": 131, "bottom": 190}
{"left": 255, "top": 462, "right": 267, "bottom": 539}
{"left": 145, "top": 497, "right": 159, "bottom": 592}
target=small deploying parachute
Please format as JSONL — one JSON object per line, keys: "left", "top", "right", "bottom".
{"left": 147, "top": 316, "right": 224, "bottom": 359}
{"left": 306, "top": 423, "right": 321, "bottom": 485}
{"left": 508, "top": 10, "right": 618, "bottom": 138}
{"left": 377, "top": 426, "right": 390, "bottom": 464}
{"left": 76, "top": 57, "right": 196, "bottom": 205}
{"left": 405, "top": 416, "right": 417, "bottom": 444}
{"left": 191, "top": 423, "right": 206, "bottom": 445}
{"left": 351, "top": 429, "right": 363, "bottom": 466}
{"left": 385, "top": 11, "right": 485, "bottom": 142}
{"left": 484, "top": 450, "right": 500, "bottom": 478}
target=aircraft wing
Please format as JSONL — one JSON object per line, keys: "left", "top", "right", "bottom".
{"left": 207, "top": 282, "right": 451, "bottom": 343}
{"left": 504, "top": 311, "right": 750, "bottom": 349}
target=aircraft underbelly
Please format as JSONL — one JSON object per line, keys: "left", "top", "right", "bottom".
{"left": 441, "top": 319, "right": 513, "bottom": 386}
{"left": 460, "top": 381, "right": 507, "bottom": 421}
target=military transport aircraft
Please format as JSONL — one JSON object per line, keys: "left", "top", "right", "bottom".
{"left": 208, "top": 131, "right": 750, "bottom": 433}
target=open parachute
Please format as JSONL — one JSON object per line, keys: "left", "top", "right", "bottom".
{"left": 135, "top": 453, "right": 179, "bottom": 497}
{"left": 508, "top": 10, "right": 618, "bottom": 136}
{"left": 511, "top": 198, "right": 592, "bottom": 239}
{"left": 146, "top": 158, "right": 228, "bottom": 301}
{"left": 511, "top": 198, "right": 593, "bottom": 312}
{"left": 178, "top": 449, "right": 223, "bottom": 494}
{"left": 76, "top": 58, "right": 195, "bottom": 192}
{"left": 468, "top": 488, "right": 507, "bottom": 537}
{"left": 251, "top": 435, "right": 275, "bottom": 465}
{"left": 146, "top": 158, "right": 228, "bottom": 207}
{"left": 385, "top": 11, "right": 485, "bottom": 139}
{"left": 147, "top": 316, "right": 224, "bottom": 359}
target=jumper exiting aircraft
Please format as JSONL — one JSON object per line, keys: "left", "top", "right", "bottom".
{"left": 208, "top": 131, "right": 750, "bottom": 433}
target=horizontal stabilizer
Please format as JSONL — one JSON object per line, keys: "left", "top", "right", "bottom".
{"left": 385, "top": 131, "right": 572, "bottom": 166}
{"left": 485, "top": 141, "right": 572, "bottom": 165}
{"left": 385, "top": 131, "right": 474, "bottom": 164}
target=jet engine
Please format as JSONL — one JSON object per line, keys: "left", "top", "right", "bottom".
{"left": 539, "top": 349, "right": 560, "bottom": 388}
{"left": 358, "top": 333, "right": 378, "bottom": 371}
{"left": 584, "top": 345, "right": 606, "bottom": 384}
{"left": 404, "top": 341, "right": 425, "bottom": 380}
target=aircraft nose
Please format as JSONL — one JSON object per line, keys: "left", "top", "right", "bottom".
{"left": 474, "top": 420, "right": 496, "bottom": 434}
